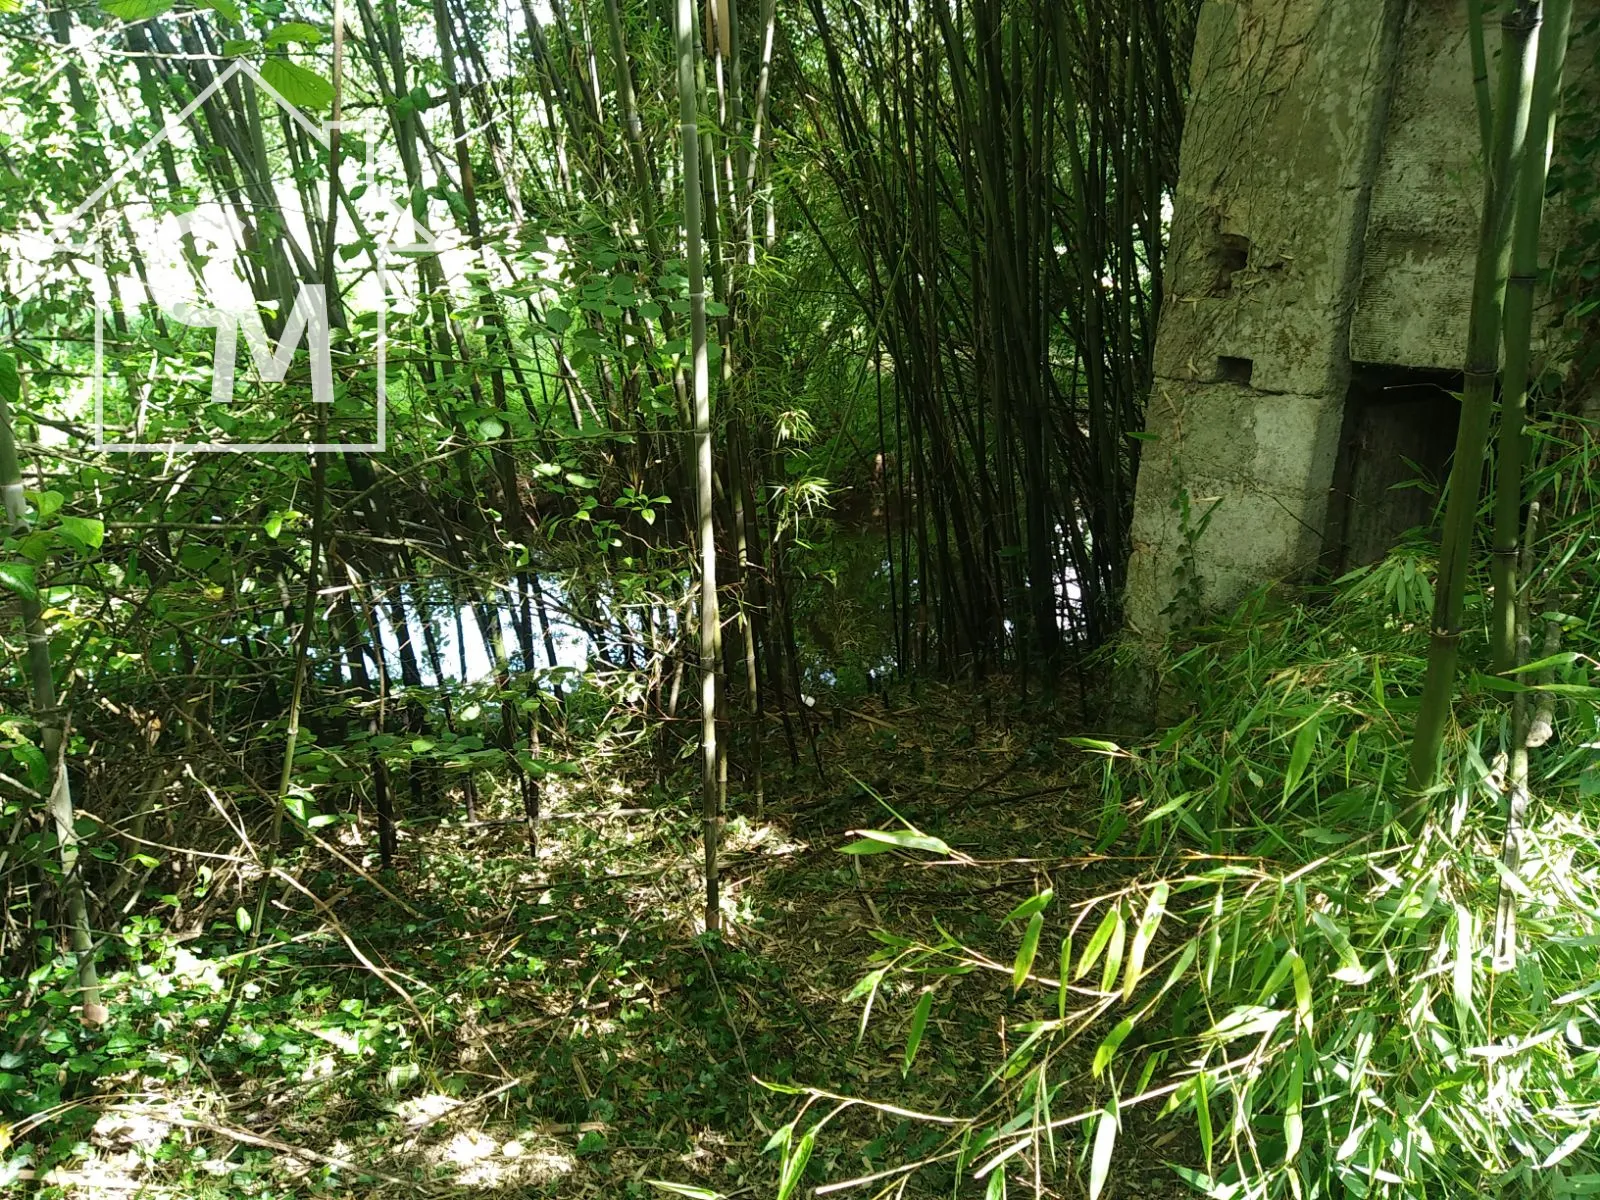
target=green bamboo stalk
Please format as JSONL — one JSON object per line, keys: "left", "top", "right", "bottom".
{"left": 1467, "top": 0, "right": 1494, "bottom": 158}
{"left": 0, "top": 360, "right": 104, "bottom": 1026}
{"left": 1406, "top": 1, "right": 1540, "bottom": 793}
{"left": 676, "top": 0, "right": 722, "bottom": 934}
{"left": 1491, "top": 0, "right": 1571, "bottom": 674}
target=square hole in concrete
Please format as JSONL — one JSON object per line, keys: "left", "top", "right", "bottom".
{"left": 1217, "top": 355, "right": 1254, "bottom": 384}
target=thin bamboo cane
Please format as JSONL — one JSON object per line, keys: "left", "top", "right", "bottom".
{"left": 1491, "top": 0, "right": 1571, "bottom": 674}
{"left": 1407, "top": 0, "right": 1540, "bottom": 793}
{"left": 676, "top": 0, "right": 723, "bottom": 934}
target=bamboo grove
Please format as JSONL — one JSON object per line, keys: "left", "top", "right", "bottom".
{"left": 0, "top": 0, "right": 1197, "bottom": 981}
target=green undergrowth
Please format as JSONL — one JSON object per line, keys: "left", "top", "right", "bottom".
{"left": 788, "top": 485, "right": 1600, "bottom": 1197}
{"left": 0, "top": 682, "right": 1115, "bottom": 1199}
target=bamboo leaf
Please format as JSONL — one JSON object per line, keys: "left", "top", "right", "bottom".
{"left": 1100, "top": 907, "right": 1127, "bottom": 995}
{"left": 903, "top": 990, "right": 933, "bottom": 1075}
{"left": 1088, "top": 1105, "right": 1117, "bottom": 1200}
{"left": 1092, "top": 1017, "right": 1135, "bottom": 1077}
{"left": 1196, "top": 1071, "right": 1213, "bottom": 1173}
{"left": 1076, "top": 906, "right": 1120, "bottom": 982}
{"left": 1123, "top": 882, "right": 1169, "bottom": 1001}
{"left": 1284, "top": 1051, "right": 1304, "bottom": 1161}
{"left": 1058, "top": 935, "right": 1072, "bottom": 1020}
{"left": 1002, "top": 887, "right": 1053, "bottom": 924}
{"left": 1012, "top": 912, "right": 1044, "bottom": 993}
{"left": 840, "top": 829, "right": 951, "bottom": 856}
{"left": 776, "top": 1128, "right": 814, "bottom": 1200}
{"left": 1283, "top": 714, "right": 1320, "bottom": 801}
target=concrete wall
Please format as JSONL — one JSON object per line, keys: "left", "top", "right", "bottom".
{"left": 1125, "top": 0, "right": 1408, "bottom": 636}
{"left": 1124, "top": 0, "right": 1590, "bottom": 637}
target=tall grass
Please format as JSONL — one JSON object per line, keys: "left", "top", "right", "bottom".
{"left": 780, "top": 418, "right": 1600, "bottom": 1198}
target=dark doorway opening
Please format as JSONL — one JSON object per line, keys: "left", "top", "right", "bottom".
{"left": 1324, "top": 364, "right": 1462, "bottom": 574}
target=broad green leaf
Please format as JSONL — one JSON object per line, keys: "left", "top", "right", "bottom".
{"left": 1088, "top": 1105, "right": 1117, "bottom": 1200}
{"left": 0, "top": 563, "right": 37, "bottom": 602}
{"left": 235, "top": 906, "right": 251, "bottom": 933}
{"left": 477, "top": 417, "right": 505, "bottom": 440}
{"left": 223, "top": 38, "right": 255, "bottom": 56}
{"left": 1123, "top": 882, "right": 1169, "bottom": 1000}
{"left": 32, "top": 491, "right": 62, "bottom": 521}
{"left": 0, "top": 352, "right": 17, "bottom": 405}
{"left": 58, "top": 515, "right": 104, "bottom": 550}
{"left": 265, "top": 20, "right": 322, "bottom": 46}
{"left": 100, "top": 0, "right": 175, "bottom": 19}
{"left": 1012, "top": 911, "right": 1044, "bottom": 993}
{"left": 197, "top": 0, "right": 241, "bottom": 21}
{"left": 903, "top": 990, "right": 933, "bottom": 1074}
{"left": 840, "top": 829, "right": 951, "bottom": 856}
{"left": 261, "top": 57, "right": 334, "bottom": 109}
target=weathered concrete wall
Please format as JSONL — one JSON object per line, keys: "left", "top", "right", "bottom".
{"left": 1125, "top": 0, "right": 1407, "bottom": 636}
{"left": 1125, "top": 0, "right": 1591, "bottom": 637}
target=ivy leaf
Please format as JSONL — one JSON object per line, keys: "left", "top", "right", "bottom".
{"left": 0, "top": 563, "right": 37, "bottom": 603}
{"left": 261, "top": 58, "right": 334, "bottom": 109}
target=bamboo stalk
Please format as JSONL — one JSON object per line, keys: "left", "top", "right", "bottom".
{"left": 1406, "top": 0, "right": 1540, "bottom": 793}
{"left": 1491, "top": 0, "right": 1571, "bottom": 674}
{"left": 676, "top": 0, "right": 723, "bottom": 933}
